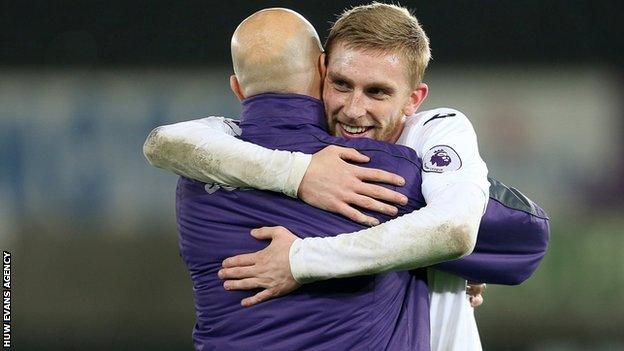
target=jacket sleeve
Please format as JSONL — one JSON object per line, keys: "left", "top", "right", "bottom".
{"left": 432, "top": 177, "right": 550, "bottom": 285}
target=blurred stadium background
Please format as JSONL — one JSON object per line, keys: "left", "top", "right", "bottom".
{"left": 2, "top": 1, "right": 623, "bottom": 350}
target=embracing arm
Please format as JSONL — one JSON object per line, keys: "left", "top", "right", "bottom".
{"left": 290, "top": 180, "right": 485, "bottom": 283}
{"left": 433, "top": 178, "right": 550, "bottom": 285}
{"left": 143, "top": 117, "right": 309, "bottom": 197}
{"left": 143, "top": 117, "right": 408, "bottom": 224}
{"left": 217, "top": 180, "right": 485, "bottom": 306}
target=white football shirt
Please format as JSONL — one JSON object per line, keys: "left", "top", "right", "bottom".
{"left": 397, "top": 108, "right": 489, "bottom": 351}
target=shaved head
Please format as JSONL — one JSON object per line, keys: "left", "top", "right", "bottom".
{"left": 230, "top": 8, "right": 324, "bottom": 99}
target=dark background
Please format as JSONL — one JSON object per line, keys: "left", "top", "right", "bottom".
{"left": 2, "top": 0, "right": 623, "bottom": 67}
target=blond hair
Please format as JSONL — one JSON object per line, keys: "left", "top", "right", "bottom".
{"left": 325, "top": 2, "right": 431, "bottom": 86}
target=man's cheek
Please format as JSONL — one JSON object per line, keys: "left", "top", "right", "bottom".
{"left": 323, "top": 93, "right": 339, "bottom": 110}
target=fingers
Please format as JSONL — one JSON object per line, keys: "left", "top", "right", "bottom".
{"left": 349, "top": 194, "right": 398, "bottom": 216}
{"left": 356, "top": 183, "right": 408, "bottom": 206}
{"left": 222, "top": 252, "right": 257, "bottom": 268}
{"left": 336, "top": 203, "right": 379, "bottom": 226}
{"left": 250, "top": 226, "right": 283, "bottom": 240}
{"left": 223, "top": 278, "right": 265, "bottom": 291}
{"left": 218, "top": 266, "right": 256, "bottom": 280}
{"left": 241, "top": 289, "right": 277, "bottom": 307}
{"left": 355, "top": 167, "right": 405, "bottom": 187}
{"left": 466, "top": 283, "right": 486, "bottom": 296}
{"left": 469, "top": 294, "right": 483, "bottom": 308}
{"left": 333, "top": 147, "right": 370, "bottom": 164}
{"left": 467, "top": 283, "right": 485, "bottom": 308}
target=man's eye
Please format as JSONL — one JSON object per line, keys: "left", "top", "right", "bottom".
{"left": 367, "top": 88, "right": 388, "bottom": 99}
{"left": 333, "top": 81, "right": 350, "bottom": 92}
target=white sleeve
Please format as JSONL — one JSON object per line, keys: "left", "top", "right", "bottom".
{"left": 143, "top": 117, "right": 311, "bottom": 197}
{"left": 405, "top": 108, "right": 490, "bottom": 207}
{"left": 290, "top": 181, "right": 485, "bottom": 283}
{"left": 289, "top": 109, "right": 489, "bottom": 283}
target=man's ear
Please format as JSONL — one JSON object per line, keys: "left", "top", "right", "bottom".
{"left": 317, "top": 53, "right": 327, "bottom": 98}
{"left": 230, "top": 75, "right": 245, "bottom": 101}
{"left": 318, "top": 53, "right": 327, "bottom": 81}
{"left": 403, "top": 83, "right": 428, "bottom": 117}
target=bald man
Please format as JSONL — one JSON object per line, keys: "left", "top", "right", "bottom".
{"left": 170, "top": 8, "right": 435, "bottom": 350}
{"left": 229, "top": 9, "right": 324, "bottom": 100}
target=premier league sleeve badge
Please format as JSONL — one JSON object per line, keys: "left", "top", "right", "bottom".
{"left": 423, "top": 145, "right": 462, "bottom": 173}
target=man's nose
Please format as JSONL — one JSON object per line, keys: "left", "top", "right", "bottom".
{"left": 343, "top": 91, "right": 366, "bottom": 119}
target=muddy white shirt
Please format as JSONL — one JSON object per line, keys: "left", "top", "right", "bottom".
{"left": 143, "top": 116, "right": 310, "bottom": 198}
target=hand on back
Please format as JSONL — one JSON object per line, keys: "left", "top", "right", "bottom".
{"left": 298, "top": 145, "right": 408, "bottom": 226}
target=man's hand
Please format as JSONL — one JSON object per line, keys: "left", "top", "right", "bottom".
{"left": 298, "top": 145, "right": 408, "bottom": 226}
{"left": 219, "top": 226, "right": 300, "bottom": 307}
{"left": 466, "top": 283, "right": 486, "bottom": 307}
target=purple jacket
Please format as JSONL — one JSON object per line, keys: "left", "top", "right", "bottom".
{"left": 176, "top": 93, "right": 431, "bottom": 350}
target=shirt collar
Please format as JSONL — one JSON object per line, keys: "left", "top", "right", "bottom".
{"left": 240, "top": 93, "right": 327, "bottom": 131}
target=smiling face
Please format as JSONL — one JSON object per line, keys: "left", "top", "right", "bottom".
{"left": 323, "top": 43, "right": 427, "bottom": 143}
